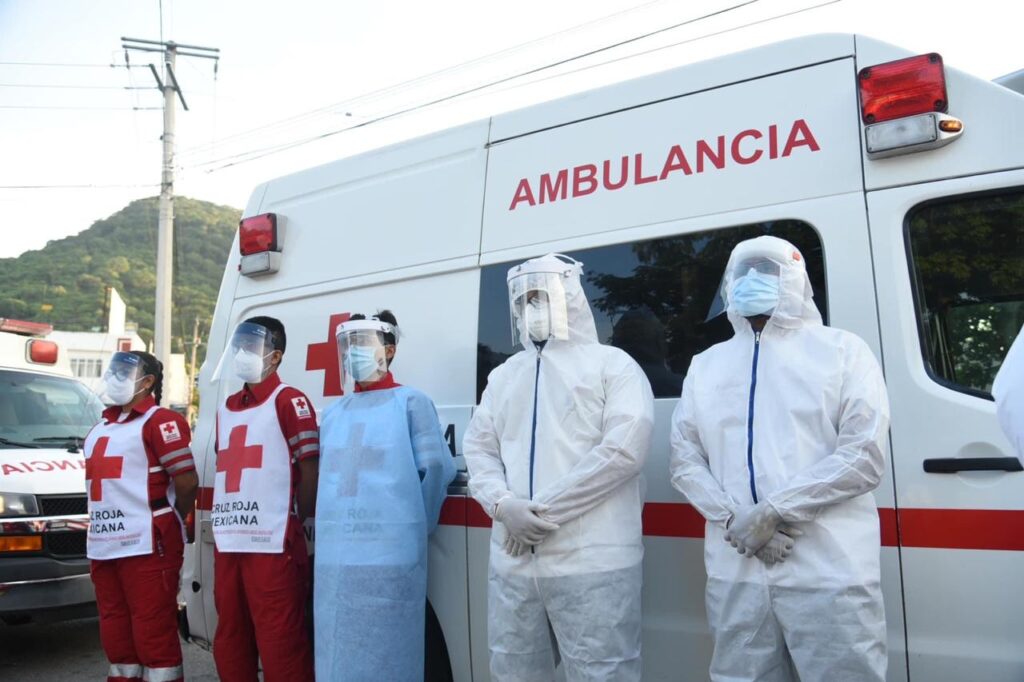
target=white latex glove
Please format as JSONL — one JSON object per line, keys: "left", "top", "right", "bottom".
{"left": 754, "top": 525, "right": 804, "bottom": 565}
{"left": 494, "top": 497, "right": 560, "bottom": 544}
{"left": 724, "top": 501, "right": 782, "bottom": 556}
{"left": 502, "top": 534, "right": 528, "bottom": 557}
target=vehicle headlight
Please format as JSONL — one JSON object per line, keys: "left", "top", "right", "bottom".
{"left": 0, "top": 492, "right": 39, "bottom": 517}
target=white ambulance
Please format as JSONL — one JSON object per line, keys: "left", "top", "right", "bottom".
{"left": 0, "top": 320, "right": 103, "bottom": 624}
{"left": 182, "top": 34, "right": 1024, "bottom": 681}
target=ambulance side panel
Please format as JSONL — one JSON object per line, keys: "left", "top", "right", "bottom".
{"left": 473, "top": 58, "right": 907, "bottom": 680}
{"left": 186, "top": 124, "right": 489, "bottom": 678}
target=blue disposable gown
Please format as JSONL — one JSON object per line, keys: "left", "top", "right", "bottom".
{"left": 314, "top": 385, "right": 456, "bottom": 681}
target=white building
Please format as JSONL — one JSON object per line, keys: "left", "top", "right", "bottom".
{"left": 48, "top": 288, "right": 189, "bottom": 409}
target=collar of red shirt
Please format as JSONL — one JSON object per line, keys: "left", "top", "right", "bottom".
{"left": 102, "top": 394, "right": 156, "bottom": 423}
{"left": 240, "top": 371, "right": 282, "bottom": 406}
{"left": 354, "top": 372, "right": 400, "bottom": 393}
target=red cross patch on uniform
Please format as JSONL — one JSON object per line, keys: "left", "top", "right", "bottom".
{"left": 292, "top": 397, "right": 311, "bottom": 419}
{"left": 159, "top": 421, "right": 182, "bottom": 444}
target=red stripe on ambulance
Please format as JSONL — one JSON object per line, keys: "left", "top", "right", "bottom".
{"left": 195, "top": 488, "right": 1024, "bottom": 551}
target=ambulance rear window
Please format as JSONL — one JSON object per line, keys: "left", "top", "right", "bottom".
{"left": 907, "top": 187, "right": 1024, "bottom": 397}
{"left": 476, "top": 220, "right": 826, "bottom": 401}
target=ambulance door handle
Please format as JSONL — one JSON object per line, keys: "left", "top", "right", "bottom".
{"left": 922, "top": 457, "right": 1023, "bottom": 474}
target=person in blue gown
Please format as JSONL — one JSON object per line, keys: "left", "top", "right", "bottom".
{"left": 314, "top": 310, "right": 457, "bottom": 681}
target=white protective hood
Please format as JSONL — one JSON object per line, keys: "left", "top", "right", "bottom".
{"left": 722, "top": 235, "right": 822, "bottom": 333}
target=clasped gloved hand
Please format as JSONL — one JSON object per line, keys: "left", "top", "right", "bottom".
{"left": 724, "top": 501, "right": 783, "bottom": 556}
{"left": 754, "top": 525, "right": 803, "bottom": 565}
{"left": 495, "top": 497, "right": 560, "bottom": 555}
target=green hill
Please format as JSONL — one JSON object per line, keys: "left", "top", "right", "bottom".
{"left": 0, "top": 196, "right": 240, "bottom": 357}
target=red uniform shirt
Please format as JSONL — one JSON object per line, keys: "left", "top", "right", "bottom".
{"left": 99, "top": 395, "right": 194, "bottom": 504}
{"left": 220, "top": 372, "right": 320, "bottom": 507}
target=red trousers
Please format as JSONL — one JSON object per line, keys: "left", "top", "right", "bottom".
{"left": 213, "top": 520, "right": 314, "bottom": 682}
{"left": 90, "top": 512, "right": 185, "bottom": 682}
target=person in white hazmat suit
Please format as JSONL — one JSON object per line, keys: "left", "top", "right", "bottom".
{"left": 670, "top": 235, "right": 891, "bottom": 681}
{"left": 463, "top": 253, "right": 655, "bottom": 682}
{"left": 993, "top": 324, "right": 1024, "bottom": 462}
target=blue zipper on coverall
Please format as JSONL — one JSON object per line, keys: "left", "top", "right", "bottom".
{"left": 746, "top": 331, "right": 761, "bottom": 504}
{"left": 527, "top": 352, "right": 543, "bottom": 555}
{"left": 528, "top": 352, "right": 542, "bottom": 499}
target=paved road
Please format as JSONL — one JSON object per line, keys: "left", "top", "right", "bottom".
{"left": 0, "top": 617, "right": 219, "bottom": 681}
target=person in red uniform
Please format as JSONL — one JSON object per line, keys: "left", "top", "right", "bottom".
{"left": 85, "top": 351, "right": 198, "bottom": 682}
{"left": 211, "top": 316, "right": 317, "bottom": 682}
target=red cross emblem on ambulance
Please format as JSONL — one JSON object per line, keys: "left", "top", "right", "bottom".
{"left": 217, "top": 425, "right": 264, "bottom": 494}
{"left": 305, "top": 313, "right": 351, "bottom": 397}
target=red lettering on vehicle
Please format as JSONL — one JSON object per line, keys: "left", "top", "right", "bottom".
{"left": 509, "top": 178, "right": 536, "bottom": 210}
{"left": 508, "top": 119, "right": 822, "bottom": 211}
{"left": 539, "top": 170, "right": 568, "bottom": 203}
{"left": 782, "top": 118, "right": 820, "bottom": 157}
{"left": 573, "top": 164, "right": 598, "bottom": 197}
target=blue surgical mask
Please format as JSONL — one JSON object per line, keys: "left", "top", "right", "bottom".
{"left": 730, "top": 269, "right": 781, "bottom": 318}
{"left": 347, "top": 346, "right": 383, "bottom": 381}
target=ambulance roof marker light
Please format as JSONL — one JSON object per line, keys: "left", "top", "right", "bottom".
{"left": 26, "top": 339, "right": 59, "bottom": 365}
{"left": 859, "top": 53, "right": 949, "bottom": 124}
{"left": 859, "top": 53, "right": 964, "bottom": 159}
{"left": 238, "top": 213, "right": 284, "bottom": 277}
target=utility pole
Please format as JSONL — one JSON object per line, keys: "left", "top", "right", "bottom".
{"left": 186, "top": 316, "right": 202, "bottom": 424}
{"left": 121, "top": 37, "right": 219, "bottom": 372}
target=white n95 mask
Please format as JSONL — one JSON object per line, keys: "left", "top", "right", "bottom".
{"left": 525, "top": 300, "right": 552, "bottom": 342}
{"left": 233, "top": 349, "right": 267, "bottom": 383}
{"left": 104, "top": 376, "right": 138, "bottom": 405}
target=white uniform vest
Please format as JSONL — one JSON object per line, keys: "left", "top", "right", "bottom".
{"left": 85, "top": 405, "right": 165, "bottom": 560}
{"left": 213, "top": 384, "right": 293, "bottom": 553}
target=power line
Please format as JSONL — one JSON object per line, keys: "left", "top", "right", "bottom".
{"left": 0, "top": 61, "right": 121, "bottom": 68}
{"left": 196, "top": 0, "right": 839, "bottom": 174}
{"left": 190, "top": 0, "right": 760, "bottom": 170}
{"left": 176, "top": 0, "right": 687, "bottom": 159}
{"left": 0, "top": 183, "right": 160, "bottom": 189}
{"left": 0, "top": 104, "right": 160, "bottom": 109}
{"left": 0, "top": 83, "right": 155, "bottom": 90}
{"left": 485, "top": 0, "right": 844, "bottom": 95}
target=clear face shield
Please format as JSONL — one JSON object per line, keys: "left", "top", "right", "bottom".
{"left": 507, "top": 267, "right": 573, "bottom": 348}
{"left": 335, "top": 319, "right": 398, "bottom": 393}
{"left": 212, "top": 321, "right": 275, "bottom": 384}
{"left": 102, "top": 351, "right": 148, "bottom": 406}
{"left": 706, "top": 256, "right": 784, "bottom": 321}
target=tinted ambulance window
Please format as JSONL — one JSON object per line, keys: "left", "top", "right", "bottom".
{"left": 477, "top": 220, "right": 826, "bottom": 401}
{"left": 908, "top": 188, "right": 1024, "bottom": 396}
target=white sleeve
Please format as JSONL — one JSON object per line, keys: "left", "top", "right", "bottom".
{"left": 669, "top": 363, "right": 740, "bottom": 529}
{"left": 532, "top": 353, "right": 654, "bottom": 525}
{"left": 993, "top": 324, "right": 1024, "bottom": 464}
{"left": 463, "top": 371, "right": 512, "bottom": 518}
{"left": 765, "top": 337, "right": 890, "bottom": 524}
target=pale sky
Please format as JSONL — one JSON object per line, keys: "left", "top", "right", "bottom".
{"left": 1, "top": 0, "right": 1021, "bottom": 258}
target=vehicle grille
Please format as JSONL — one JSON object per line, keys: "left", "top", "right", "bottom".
{"left": 46, "top": 531, "right": 87, "bottom": 558}
{"left": 39, "top": 495, "right": 88, "bottom": 517}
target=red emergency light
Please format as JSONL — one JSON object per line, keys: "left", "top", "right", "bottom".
{"left": 239, "top": 213, "right": 279, "bottom": 256}
{"left": 26, "top": 339, "right": 58, "bottom": 365}
{"left": 859, "top": 53, "right": 948, "bottom": 124}
{"left": 0, "top": 318, "right": 53, "bottom": 337}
